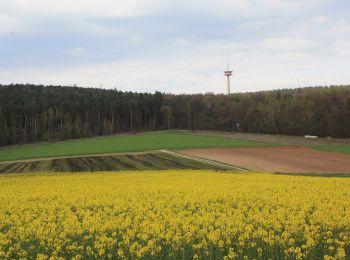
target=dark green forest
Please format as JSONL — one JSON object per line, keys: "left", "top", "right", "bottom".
{"left": 0, "top": 84, "right": 350, "bottom": 146}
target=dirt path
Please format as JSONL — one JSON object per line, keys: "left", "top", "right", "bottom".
{"left": 179, "top": 147, "right": 350, "bottom": 174}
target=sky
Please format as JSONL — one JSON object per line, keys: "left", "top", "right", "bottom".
{"left": 0, "top": 0, "right": 349, "bottom": 94}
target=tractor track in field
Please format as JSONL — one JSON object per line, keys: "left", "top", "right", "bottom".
{"left": 0, "top": 150, "right": 159, "bottom": 165}
{"left": 0, "top": 150, "right": 247, "bottom": 172}
{"left": 0, "top": 150, "right": 239, "bottom": 173}
{"left": 160, "top": 150, "right": 248, "bottom": 171}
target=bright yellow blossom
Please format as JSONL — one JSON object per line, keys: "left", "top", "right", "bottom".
{"left": 0, "top": 170, "right": 349, "bottom": 259}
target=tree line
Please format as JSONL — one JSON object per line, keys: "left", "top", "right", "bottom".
{"left": 0, "top": 84, "right": 349, "bottom": 146}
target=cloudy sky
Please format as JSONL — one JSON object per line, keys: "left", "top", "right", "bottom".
{"left": 0, "top": 0, "right": 349, "bottom": 94}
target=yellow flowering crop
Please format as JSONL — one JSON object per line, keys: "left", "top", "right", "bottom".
{"left": 0, "top": 170, "right": 349, "bottom": 259}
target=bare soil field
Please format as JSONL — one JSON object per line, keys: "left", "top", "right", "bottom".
{"left": 179, "top": 147, "right": 350, "bottom": 174}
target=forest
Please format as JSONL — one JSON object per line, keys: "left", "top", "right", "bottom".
{"left": 0, "top": 84, "right": 349, "bottom": 146}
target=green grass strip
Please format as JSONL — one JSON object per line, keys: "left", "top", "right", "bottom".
{"left": 311, "top": 144, "right": 350, "bottom": 155}
{"left": 0, "top": 132, "right": 274, "bottom": 162}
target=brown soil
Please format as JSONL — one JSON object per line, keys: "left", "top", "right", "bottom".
{"left": 179, "top": 147, "right": 350, "bottom": 174}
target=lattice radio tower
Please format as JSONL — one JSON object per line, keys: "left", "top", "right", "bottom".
{"left": 224, "top": 56, "right": 233, "bottom": 95}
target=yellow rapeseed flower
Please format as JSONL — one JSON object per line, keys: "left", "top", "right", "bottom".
{"left": 0, "top": 170, "right": 349, "bottom": 259}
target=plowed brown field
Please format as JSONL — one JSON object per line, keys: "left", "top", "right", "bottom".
{"left": 179, "top": 147, "right": 350, "bottom": 174}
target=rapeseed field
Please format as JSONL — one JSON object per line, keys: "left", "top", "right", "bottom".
{"left": 0, "top": 171, "right": 349, "bottom": 259}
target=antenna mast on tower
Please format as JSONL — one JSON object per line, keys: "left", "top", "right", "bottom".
{"left": 224, "top": 56, "right": 233, "bottom": 95}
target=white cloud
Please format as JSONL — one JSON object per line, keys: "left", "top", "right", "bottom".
{"left": 261, "top": 37, "right": 316, "bottom": 51}
{"left": 1, "top": 41, "right": 349, "bottom": 94}
{"left": 67, "top": 20, "right": 126, "bottom": 35}
{"left": 334, "top": 39, "right": 350, "bottom": 56}
{"left": 6, "top": 0, "right": 167, "bottom": 17}
{"left": 309, "top": 16, "right": 329, "bottom": 23}
{"left": 0, "top": 14, "right": 21, "bottom": 35}
{"left": 178, "top": 0, "right": 254, "bottom": 18}
{"left": 331, "top": 19, "right": 350, "bottom": 35}
{"left": 0, "top": 0, "right": 348, "bottom": 93}
{"left": 1, "top": 0, "right": 255, "bottom": 18}
{"left": 178, "top": 0, "right": 335, "bottom": 18}
{"left": 2, "top": 0, "right": 335, "bottom": 19}
{"left": 65, "top": 47, "right": 86, "bottom": 57}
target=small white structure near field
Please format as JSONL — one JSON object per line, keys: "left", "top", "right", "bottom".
{"left": 304, "top": 135, "right": 318, "bottom": 139}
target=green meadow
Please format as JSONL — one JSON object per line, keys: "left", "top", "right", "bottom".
{"left": 312, "top": 144, "right": 350, "bottom": 155}
{"left": 0, "top": 132, "right": 273, "bottom": 162}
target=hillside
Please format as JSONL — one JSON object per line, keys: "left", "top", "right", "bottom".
{"left": 0, "top": 152, "right": 235, "bottom": 173}
{"left": 1, "top": 84, "right": 350, "bottom": 147}
{"left": 0, "top": 132, "right": 271, "bottom": 162}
